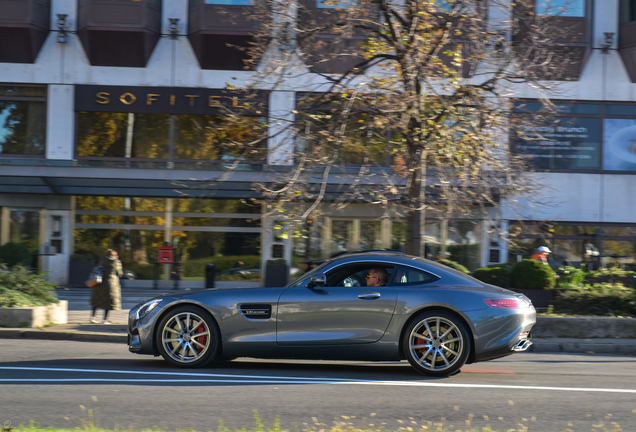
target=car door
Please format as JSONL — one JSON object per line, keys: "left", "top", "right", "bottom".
{"left": 276, "top": 263, "right": 398, "bottom": 345}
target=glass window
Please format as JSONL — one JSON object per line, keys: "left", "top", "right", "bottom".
{"left": 173, "top": 114, "right": 266, "bottom": 162}
{"left": 205, "top": 0, "right": 253, "bottom": 4}
{"left": 172, "top": 231, "right": 261, "bottom": 279}
{"left": 606, "top": 105, "right": 636, "bottom": 116}
{"left": 601, "top": 240, "right": 636, "bottom": 269}
{"left": 536, "top": 0, "right": 585, "bottom": 17}
{"left": 359, "top": 221, "right": 382, "bottom": 250}
{"left": 76, "top": 112, "right": 169, "bottom": 159}
{"left": 552, "top": 239, "right": 599, "bottom": 268}
{"left": 331, "top": 220, "right": 353, "bottom": 253}
{"left": 74, "top": 228, "right": 163, "bottom": 279}
{"left": 391, "top": 221, "right": 442, "bottom": 259}
{"left": 446, "top": 220, "right": 481, "bottom": 272}
{"left": 603, "top": 118, "right": 636, "bottom": 172}
{"left": 316, "top": 0, "right": 357, "bottom": 8}
{"left": 620, "top": 0, "right": 636, "bottom": 24}
{"left": 553, "top": 225, "right": 597, "bottom": 236}
{"left": 76, "top": 196, "right": 165, "bottom": 212}
{"left": 0, "top": 99, "right": 46, "bottom": 156}
{"left": 297, "top": 112, "right": 389, "bottom": 165}
{"left": 392, "top": 266, "right": 440, "bottom": 286}
{"left": 9, "top": 210, "right": 40, "bottom": 254}
{"left": 173, "top": 198, "right": 261, "bottom": 214}
{"left": 602, "top": 226, "right": 636, "bottom": 237}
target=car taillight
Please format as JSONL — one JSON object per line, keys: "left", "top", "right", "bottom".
{"left": 484, "top": 299, "right": 526, "bottom": 308}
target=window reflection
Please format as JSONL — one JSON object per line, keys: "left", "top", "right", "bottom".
{"left": 331, "top": 220, "right": 353, "bottom": 253}
{"left": 359, "top": 221, "right": 382, "bottom": 250}
{"left": 173, "top": 114, "right": 266, "bottom": 162}
{"left": 76, "top": 112, "right": 169, "bottom": 158}
{"left": 9, "top": 210, "right": 40, "bottom": 254}
{"left": 0, "top": 101, "right": 46, "bottom": 155}
{"left": 536, "top": 0, "right": 585, "bottom": 17}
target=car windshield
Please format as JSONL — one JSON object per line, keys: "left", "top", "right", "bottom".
{"left": 286, "top": 261, "right": 331, "bottom": 287}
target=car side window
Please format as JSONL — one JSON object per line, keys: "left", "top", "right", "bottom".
{"left": 326, "top": 264, "right": 394, "bottom": 287}
{"left": 391, "top": 266, "right": 440, "bottom": 286}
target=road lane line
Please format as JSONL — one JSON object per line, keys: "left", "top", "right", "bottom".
{"left": 1, "top": 366, "right": 636, "bottom": 393}
{"left": 0, "top": 366, "right": 363, "bottom": 382}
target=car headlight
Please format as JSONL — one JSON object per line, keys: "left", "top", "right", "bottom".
{"left": 135, "top": 299, "right": 162, "bottom": 320}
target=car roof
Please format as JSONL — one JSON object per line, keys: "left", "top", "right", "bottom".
{"left": 327, "top": 251, "right": 484, "bottom": 282}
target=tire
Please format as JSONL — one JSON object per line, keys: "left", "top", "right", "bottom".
{"left": 155, "top": 305, "right": 219, "bottom": 368}
{"left": 402, "top": 310, "right": 471, "bottom": 377}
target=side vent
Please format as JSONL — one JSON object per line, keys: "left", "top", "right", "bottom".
{"left": 239, "top": 304, "right": 272, "bottom": 319}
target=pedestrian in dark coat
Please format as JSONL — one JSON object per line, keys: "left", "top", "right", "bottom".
{"left": 90, "top": 249, "right": 123, "bottom": 324}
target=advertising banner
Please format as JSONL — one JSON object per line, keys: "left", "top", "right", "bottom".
{"left": 511, "top": 117, "right": 600, "bottom": 170}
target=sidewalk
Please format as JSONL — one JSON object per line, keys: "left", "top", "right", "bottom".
{"left": 0, "top": 287, "right": 635, "bottom": 356}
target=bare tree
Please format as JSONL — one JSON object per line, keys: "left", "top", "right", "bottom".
{"left": 227, "top": 0, "right": 573, "bottom": 257}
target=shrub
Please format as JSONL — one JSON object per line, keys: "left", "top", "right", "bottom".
{"left": 556, "top": 266, "right": 586, "bottom": 289}
{"left": 473, "top": 264, "right": 512, "bottom": 288}
{"left": 552, "top": 283, "right": 636, "bottom": 317}
{"left": 0, "top": 242, "right": 32, "bottom": 267}
{"left": 436, "top": 259, "right": 470, "bottom": 274}
{"left": 510, "top": 259, "right": 556, "bottom": 290}
{"left": 0, "top": 266, "right": 58, "bottom": 307}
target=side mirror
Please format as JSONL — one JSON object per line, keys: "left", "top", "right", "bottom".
{"left": 307, "top": 273, "right": 327, "bottom": 289}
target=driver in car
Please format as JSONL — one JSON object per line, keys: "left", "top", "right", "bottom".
{"left": 366, "top": 268, "right": 388, "bottom": 287}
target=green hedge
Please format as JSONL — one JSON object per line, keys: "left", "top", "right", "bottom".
{"left": 0, "top": 266, "right": 58, "bottom": 308}
{"left": 552, "top": 283, "right": 636, "bottom": 317}
{"left": 0, "top": 242, "right": 32, "bottom": 267}
{"left": 473, "top": 264, "right": 512, "bottom": 288}
{"left": 510, "top": 259, "right": 556, "bottom": 290}
{"left": 436, "top": 259, "right": 470, "bottom": 275}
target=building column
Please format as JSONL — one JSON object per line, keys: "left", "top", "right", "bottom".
{"left": 46, "top": 85, "right": 75, "bottom": 160}
{"left": 267, "top": 91, "right": 296, "bottom": 165}
{"left": 164, "top": 198, "right": 173, "bottom": 281}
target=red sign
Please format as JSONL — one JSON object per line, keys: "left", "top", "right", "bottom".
{"left": 158, "top": 246, "right": 175, "bottom": 264}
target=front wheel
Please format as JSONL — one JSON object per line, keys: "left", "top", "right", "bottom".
{"left": 156, "top": 306, "right": 219, "bottom": 368}
{"left": 402, "top": 310, "right": 471, "bottom": 377}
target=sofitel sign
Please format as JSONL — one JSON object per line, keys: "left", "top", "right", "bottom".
{"left": 74, "top": 85, "right": 268, "bottom": 116}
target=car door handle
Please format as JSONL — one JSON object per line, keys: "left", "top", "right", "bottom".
{"left": 358, "top": 292, "right": 381, "bottom": 300}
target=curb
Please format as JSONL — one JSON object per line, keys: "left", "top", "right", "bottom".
{"left": 529, "top": 338, "right": 636, "bottom": 355}
{"left": 0, "top": 329, "right": 127, "bottom": 343}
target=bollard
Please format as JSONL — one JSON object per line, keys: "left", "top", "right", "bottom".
{"left": 205, "top": 264, "right": 215, "bottom": 288}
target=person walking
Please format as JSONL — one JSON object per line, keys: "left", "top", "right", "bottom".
{"left": 90, "top": 249, "right": 123, "bottom": 324}
{"left": 530, "top": 246, "right": 551, "bottom": 265}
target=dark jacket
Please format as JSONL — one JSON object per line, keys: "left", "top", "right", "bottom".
{"left": 90, "top": 256, "right": 123, "bottom": 311}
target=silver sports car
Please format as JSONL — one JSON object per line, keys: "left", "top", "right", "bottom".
{"left": 128, "top": 252, "right": 536, "bottom": 377}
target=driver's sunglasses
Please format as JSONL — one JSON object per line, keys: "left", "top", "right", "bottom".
{"left": 366, "top": 275, "right": 377, "bottom": 279}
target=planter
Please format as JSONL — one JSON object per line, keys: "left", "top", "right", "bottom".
{"left": 0, "top": 301, "right": 68, "bottom": 328}
{"left": 512, "top": 288, "right": 555, "bottom": 309}
{"left": 534, "top": 316, "right": 636, "bottom": 338}
{"left": 264, "top": 264, "right": 288, "bottom": 287}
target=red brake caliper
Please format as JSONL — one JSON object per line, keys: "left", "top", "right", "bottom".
{"left": 195, "top": 324, "right": 207, "bottom": 352}
{"left": 416, "top": 333, "right": 426, "bottom": 357}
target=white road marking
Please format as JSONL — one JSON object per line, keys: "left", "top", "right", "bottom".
{"left": 0, "top": 366, "right": 635, "bottom": 394}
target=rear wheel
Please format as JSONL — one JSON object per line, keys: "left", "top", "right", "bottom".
{"left": 156, "top": 306, "right": 219, "bottom": 368}
{"left": 403, "top": 310, "right": 471, "bottom": 377}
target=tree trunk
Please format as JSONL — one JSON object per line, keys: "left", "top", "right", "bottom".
{"left": 405, "top": 147, "right": 427, "bottom": 257}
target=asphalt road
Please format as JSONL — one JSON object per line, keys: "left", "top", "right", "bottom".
{"left": 0, "top": 339, "right": 635, "bottom": 432}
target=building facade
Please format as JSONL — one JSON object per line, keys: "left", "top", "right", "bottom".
{"left": 1, "top": 0, "right": 635, "bottom": 286}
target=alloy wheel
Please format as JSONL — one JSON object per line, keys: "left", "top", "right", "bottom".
{"left": 407, "top": 315, "right": 465, "bottom": 373}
